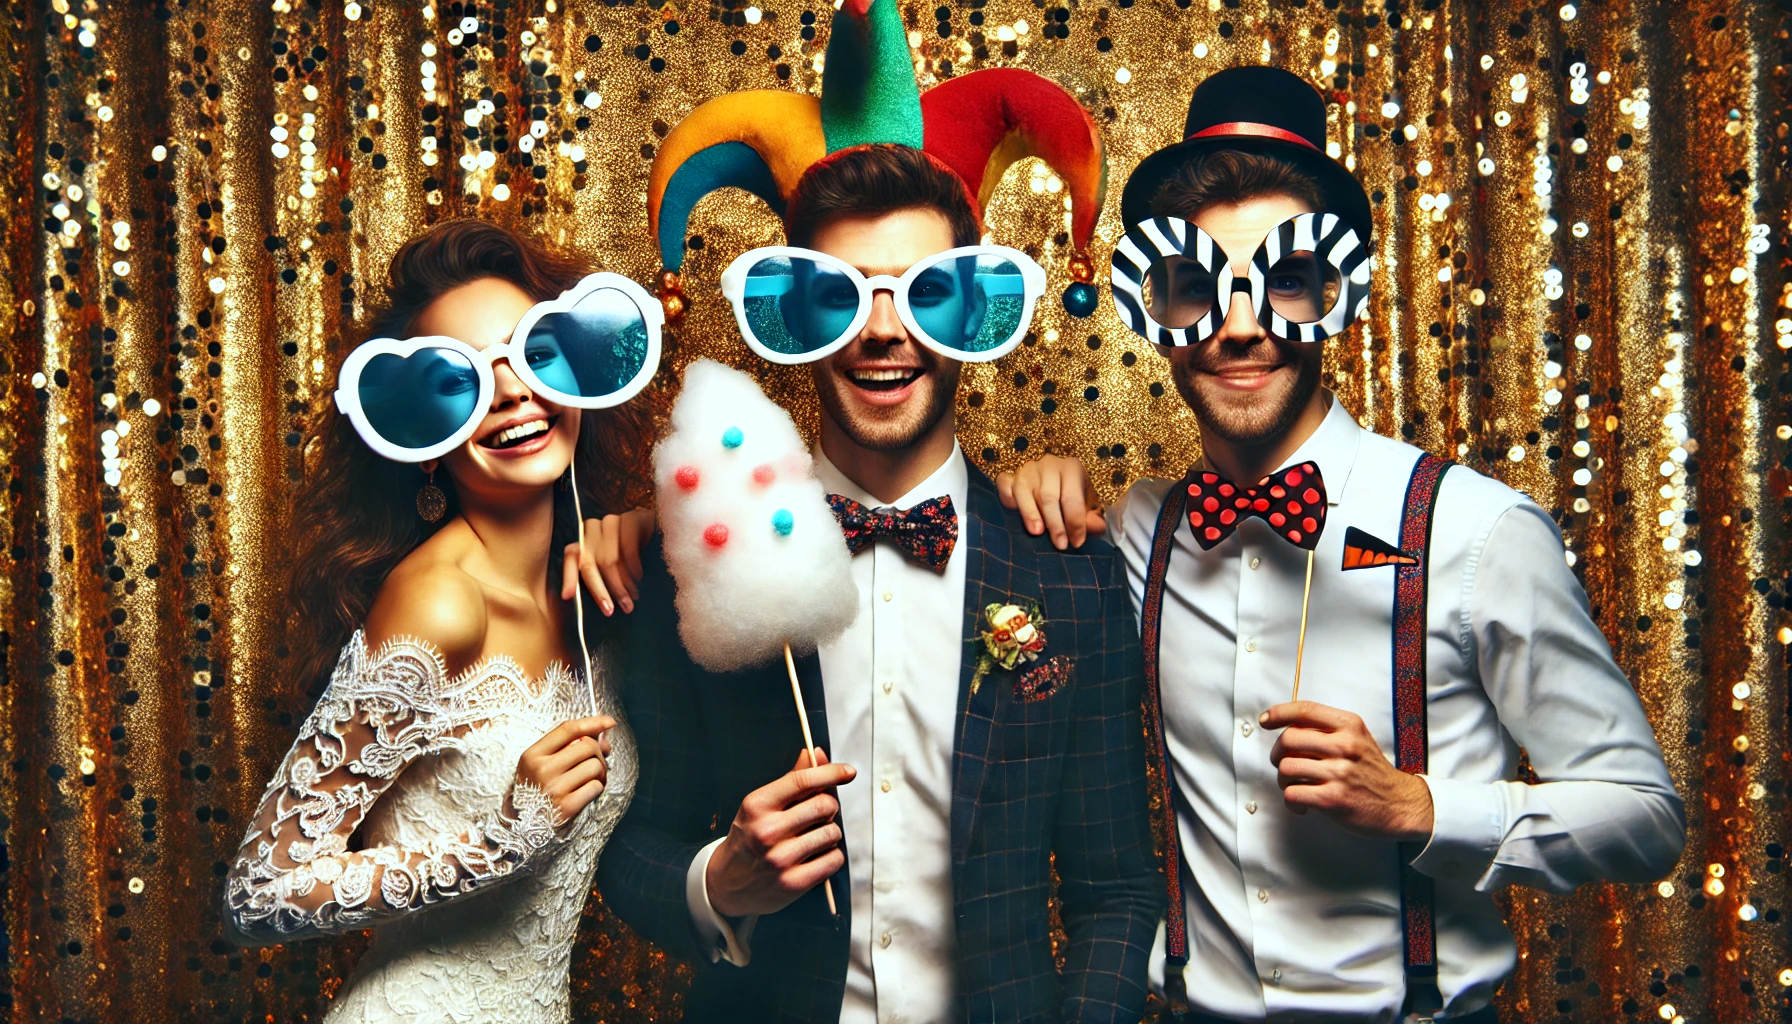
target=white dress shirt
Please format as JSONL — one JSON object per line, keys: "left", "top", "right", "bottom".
{"left": 1107, "top": 395, "right": 1682, "bottom": 1022}
{"left": 686, "top": 441, "right": 969, "bottom": 1024}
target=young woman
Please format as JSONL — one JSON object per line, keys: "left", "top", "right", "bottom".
{"left": 224, "top": 220, "right": 660, "bottom": 1022}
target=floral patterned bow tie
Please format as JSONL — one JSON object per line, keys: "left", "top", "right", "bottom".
{"left": 1186, "top": 462, "right": 1328, "bottom": 551}
{"left": 827, "top": 493, "right": 959, "bottom": 572}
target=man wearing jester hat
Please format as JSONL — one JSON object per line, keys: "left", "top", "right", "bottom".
{"left": 592, "top": 1, "right": 1160, "bottom": 1020}
{"left": 999, "top": 66, "right": 1683, "bottom": 1022}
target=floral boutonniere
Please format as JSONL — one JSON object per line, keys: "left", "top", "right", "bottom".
{"left": 970, "top": 602, "right": 1048, "bottom": 694}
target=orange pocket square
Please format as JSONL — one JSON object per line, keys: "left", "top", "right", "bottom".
{"left": 1341, "top": 526, "right": 1419, "bottom": 569}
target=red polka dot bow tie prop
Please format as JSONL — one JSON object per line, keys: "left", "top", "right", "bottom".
{"left": 1185, "top": 462, "right": 1328, "bottom": 551}
{"left": 827, "top": 493, "right": 959, "bottom": 572}
{"left": 1185, "top": 462, "right": 1329, "bottom": 701}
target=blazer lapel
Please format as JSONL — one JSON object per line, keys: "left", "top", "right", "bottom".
{"left": 950, "top": 460, "right": 1040, "bottom": 866}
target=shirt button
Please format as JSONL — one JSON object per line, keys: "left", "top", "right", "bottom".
{"left": 1250, "top": 556, "right": 1262, "bottom": 570}
{"left": 1270, "top": 968, "right": 1282, "bottom": 984}
{"left": 880, "top": 932, "right": 892, "bottom": 948}
{"left": 1244, "top": 638, "right": 1257, "bottom": 653}
{"left": 880, "top": 779, "right": 892, "bottom": 793}
{"left": 1240, "top": 721, "right": 1253, "bottom": 737}
{"left": 1257, "top": 888, "right": 1269, "bottom": 903}
{"left": 882, "top": 680, "right": 893, "bottom": 694}
{"left": 881, "top": 589, "right": 893, "bottom": 602}
{"left": 1245, "top": 800, "right": 1258, "bottom": 814}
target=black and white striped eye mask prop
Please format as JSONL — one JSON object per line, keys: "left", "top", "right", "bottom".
{"left": 1109, "top": 212, "right": 1371, "bottom": 348}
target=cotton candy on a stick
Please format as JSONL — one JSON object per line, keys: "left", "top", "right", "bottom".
{"left": 654, "top": 359, "right": 857, "bottom": 914}
{"left": 653, "top": 358, "right": 858, "bottom": 672}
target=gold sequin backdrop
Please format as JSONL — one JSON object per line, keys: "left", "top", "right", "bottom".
{"left": 1, "top": 0, "right": 1788, "bottom": 1019}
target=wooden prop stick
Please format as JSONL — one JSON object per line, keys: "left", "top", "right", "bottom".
{"left": 783, "top": 642, "right": 840, "bottom": 916}
{"left": 568, "top": 460, "right": 598, "bottom": 712}
{"left": 1291, "top": 549, "right": 1315, "bottom": 702}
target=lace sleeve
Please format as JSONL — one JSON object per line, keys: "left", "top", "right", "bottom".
{"left": 223, "top": 633, "right": 569, "bottom": 943}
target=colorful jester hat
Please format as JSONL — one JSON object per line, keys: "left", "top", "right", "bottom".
{"left": 647, "top": 0, "right": 1109, "bottom": 319}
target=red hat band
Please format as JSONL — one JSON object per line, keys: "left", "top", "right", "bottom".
{"left": 1187, "top": 121, "right": 1321, "bottom": 151}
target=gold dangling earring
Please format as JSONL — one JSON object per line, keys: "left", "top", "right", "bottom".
{"left": 416, "top": 468, "right": 447, "bottom": 522}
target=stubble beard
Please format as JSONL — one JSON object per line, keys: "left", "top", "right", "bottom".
{"left": 814, "top": 357, "right": 962, "bottom": 453}
{"left": 1172, "top": 342, "right": 1322, "bottom": 447}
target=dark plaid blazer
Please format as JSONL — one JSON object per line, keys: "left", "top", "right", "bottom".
{"left": 596, "top": 458, "right": 1161, "bottom": 1023}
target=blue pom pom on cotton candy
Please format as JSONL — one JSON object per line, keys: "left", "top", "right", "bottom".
{"left": 772, "top": 508, "right": 794, "bottom": 535}
{"left": 721, "top": 426, "right": 744, "bottom": 448}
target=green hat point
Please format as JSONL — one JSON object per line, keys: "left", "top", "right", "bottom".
{"left": 820, "top": 0, "right": 924, "bottom": 152}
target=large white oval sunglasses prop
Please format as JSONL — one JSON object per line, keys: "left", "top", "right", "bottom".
{"left": 1109, "top": 212, "right": 1371, "bottom": 348}
{"left": 720, "top": 244, "right": 1046, "bottom": 365}
{"left": 332, "top": 271, "right": 664, "bottom": 711}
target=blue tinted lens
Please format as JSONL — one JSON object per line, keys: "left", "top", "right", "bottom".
{"left": 740, "top": 256, "right": 861, "bottom": 356}
{"left": 527, "top": 288, "right": 652, "bottom": 400}
{"left": 909, "top": 253, "right": 1029, "bottom": 354}
{"left": 359, "top": 347, "right": 481, "bottom": 451}
{"left": 521, "top": 330, "right": 579, "bottom": 396}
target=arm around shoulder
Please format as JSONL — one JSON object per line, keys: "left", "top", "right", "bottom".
{"left": 1053, "top": 545, "right": 1163, "bottom": 1021}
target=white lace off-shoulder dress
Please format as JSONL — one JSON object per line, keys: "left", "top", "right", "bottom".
{"left": 223, "top": 631, "right": 636, "bottom": 1023}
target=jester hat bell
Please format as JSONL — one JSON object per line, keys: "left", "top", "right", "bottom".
{"left": 648, "top": 0, "right": 1108, "bottom": 317}
{"left": 1119, "top": 65, "right": 1371, "bottom": 246}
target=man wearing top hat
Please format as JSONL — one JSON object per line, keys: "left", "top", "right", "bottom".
{"left": 998, "top": 65, "right": 1684, "bottom": 1022}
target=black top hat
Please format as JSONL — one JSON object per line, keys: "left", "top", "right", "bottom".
{"left": 1119, "top": 66, "right": 1372, "bottom": 245}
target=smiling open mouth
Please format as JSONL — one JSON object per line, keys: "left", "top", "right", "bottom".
{"left": 846, "top": 367, "right": 923, "bottom": 392}
{"left": 478, "top": 416, "right": 557, "bottom": 449}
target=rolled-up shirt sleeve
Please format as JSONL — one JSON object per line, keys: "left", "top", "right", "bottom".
{"left": 1410, "top": 501, "right": 1685, "bottom": 892}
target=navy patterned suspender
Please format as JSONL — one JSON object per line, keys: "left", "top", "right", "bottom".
{"left": 1393, "top": 453, "right": 1452, "bottom": 1014}
{"left": 1142, "top": 454, "right": 1454, "bottom": 1011}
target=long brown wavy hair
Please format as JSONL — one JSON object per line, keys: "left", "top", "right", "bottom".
{"left": 287, "top": 219, "right": 654, "bottom": 698}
